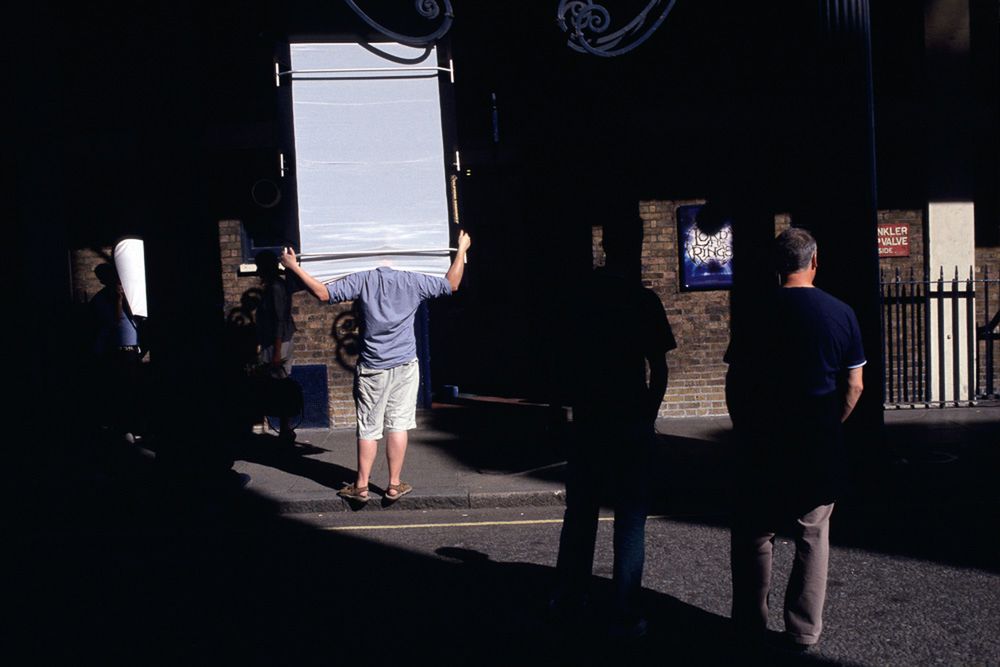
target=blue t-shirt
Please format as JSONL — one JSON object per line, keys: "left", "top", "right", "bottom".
{"left": 91, "top": 286, "right": 139, "bottom": 353}
{"left": 771, "top": 287, "right": 866, "bottom": 397}
{"left": 326, "top": 267, "right": 452, "bottom": 369}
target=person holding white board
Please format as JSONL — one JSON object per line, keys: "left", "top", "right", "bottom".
{"left": 280, "top": 230, "right": 471, "bottom": 502}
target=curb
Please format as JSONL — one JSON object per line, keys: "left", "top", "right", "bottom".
{"left": 249, "top": 489, "right": 568, "bottom": 514}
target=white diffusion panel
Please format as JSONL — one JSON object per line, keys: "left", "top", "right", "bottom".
{"left": 290, "top": 42, "right": 451, "bottom": 282}
{"left": 113, "top": 238, "right": 148, "bottom": 318}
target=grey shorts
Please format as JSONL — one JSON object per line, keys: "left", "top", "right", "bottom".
{"left": 354, "top": 358, "right": 420, "bottom": 440}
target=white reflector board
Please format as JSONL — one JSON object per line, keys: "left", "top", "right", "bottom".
{"left": 290, "top": 42, "right": 451, "bottom": 283}
{"left": 113, "top": 238, "right": 148, "bottom": 318}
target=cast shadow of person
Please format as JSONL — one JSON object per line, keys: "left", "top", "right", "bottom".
{"left": 223, "top": 285, "right": 266, "bottom": 437}
{"left": 221, "top": 279, "right": 357, "bottom": 493}
{"left": 252, "top": 249, "right": 302, "bottom": 442}
{"left": 436, "top": 546, "right": 820, "bottom": 666}
{"left": 223, "top": 255, "right": 303, "bottom": 444}
{"left": 549, "top": 218, "right": 678, "bottom": 638}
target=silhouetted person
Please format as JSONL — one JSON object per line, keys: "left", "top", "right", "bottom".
{"left": 279, "top": 231, "right": 471, "bottom": 502}
{"left": 728, "top": 228, "right": 865, "bottom": 650}
{"left": 255, "top": 249, "right": 299, "bottom": 442}
{"left": 551, "top": 222, "right": 676, "bottom": 638}
{"left": 90, "top": 263, "right": 143, "bottom": 442}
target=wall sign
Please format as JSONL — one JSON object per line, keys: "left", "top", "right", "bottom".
{"left": 677, "top": 203, "right": 734, "bottom": 290}
{"left": 877, "top": 223, "right": 910, "bottom": 257}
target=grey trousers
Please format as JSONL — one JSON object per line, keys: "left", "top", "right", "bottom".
{"left": 730, "top": 502, "right": 835, "bottom": 645}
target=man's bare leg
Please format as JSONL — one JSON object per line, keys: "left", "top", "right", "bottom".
{"left": 356, "top": 438, "right": 378, "bottom": 498}
{"left": 385, "top": 430, "right": 408, "bottom": 495}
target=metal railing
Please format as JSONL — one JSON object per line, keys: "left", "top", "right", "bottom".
{"left": 880, "top": 266, "right": 999, "bottom": 407}
{"left": 979, "top": 266, "right": 999, "bottom": 400}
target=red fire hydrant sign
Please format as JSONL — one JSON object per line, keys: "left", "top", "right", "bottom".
{"left": 877, "top": 223, "right": 910, "bottom": 257}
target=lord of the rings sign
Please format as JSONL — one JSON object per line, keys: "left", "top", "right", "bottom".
{"left": 877, "top": 223, "right": 910, "bottom": 257}
{"left": 677, "top": 203, "right": 734, "bottom": 291}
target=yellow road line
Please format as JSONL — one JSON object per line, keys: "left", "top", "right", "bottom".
{"left": 322, "top": 516, "right": 668, "bottom": 532}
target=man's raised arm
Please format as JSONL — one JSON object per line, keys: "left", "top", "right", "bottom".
{"left": 279, "top": 247, "right": 329, "bottom": 302}
{"left": 446, "top": 231, "right": 472, "bottom": 293}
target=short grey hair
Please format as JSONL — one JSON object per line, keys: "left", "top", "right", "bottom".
{"left": 774, "top": 228, "right": 817, "bottom": 275}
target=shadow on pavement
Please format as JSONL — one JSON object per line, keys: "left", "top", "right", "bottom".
{"left": 230, "top": 433, "right": 356, "bottom": 494}
{"left": 828, "top": 416, "right": 1000, "bottom": 573}
{"left": 16, "top": 401, "right": 997, "bottom": 663}
{"left": 654, "top": 412, "right": 1000, "bottom": 574}
{"left": 11, "top": 438, "right": 839, "bottom": 667}
{"left": 424, "top": 399, "right": 570, "bottom": 480}
{"left": 425, "top": 399, "right": 1000, "bottom": 573}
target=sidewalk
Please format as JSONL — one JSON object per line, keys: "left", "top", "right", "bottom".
{"left": 230, "top": 396, "right": 1000, "bottom": 514}
{"left": 232, "top": 397, "right": 578, "bottom": 513}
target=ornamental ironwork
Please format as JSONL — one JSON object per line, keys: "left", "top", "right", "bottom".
{"left": 343, "top": 0, "right": 454, "bottom": 47}
{"left": 556, "top": 0, "right": 677, "bottom": 57}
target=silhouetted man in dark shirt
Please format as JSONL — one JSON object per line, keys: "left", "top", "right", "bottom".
{"left": 552, "top": 224, "right": 676, "bottom": 639}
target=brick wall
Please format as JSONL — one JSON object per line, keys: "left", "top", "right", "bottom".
{"left": 774, "top": 212, "right": 792, "bottom": 235}
{"left": 71, "top": 215, "right": 997, "bottom": 426}
{"left": 872, "top": 211, "right": 999, "bottom": 401}
{"left": 591, "top": 226, "right": 605, "bottom": 269}
{"left": 877, "top": 210, "right": 926, "bottom": 404}
{"left": 638, "top": 200, "right": 731, "bottom": 417}
{"left": 71, "top": 247, "right": 115, "bottom": 304}
{"left": 69, "top": 226, "right": 361, "bottom": 428}
{"left": 605, "top": 205, "right": 940, "bottom": 417}
{"left": 878, "top": 209, "right": 925, "bottom": 280}
{"left": 218, "top": 220, "right": 359, "bottom": 427}
{"left": 592, "top": 202, "right": 800, "bottom": 417}
{"left": 975, "top": 246, "right": 1000, "bottom": 398}
{"left": 590, "top": 200, "right": 730, "bottom": 417}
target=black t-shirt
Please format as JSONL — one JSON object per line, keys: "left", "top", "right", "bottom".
{"left": 566, "top": 269, "right": 677, "bottom": 422}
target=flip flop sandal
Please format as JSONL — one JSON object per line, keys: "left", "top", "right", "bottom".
{"left": 384, "top": 482, "right": 412, "bottom": 501}
{"left": 337, "top": 484, "right": 369, "bottom": 501}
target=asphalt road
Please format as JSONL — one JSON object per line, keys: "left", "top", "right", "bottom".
{"left": 12, "top": 404, "right": 1000, "bottom": 666}
{"left": 291, "top": 505, "right": 1000, "bottom": 666}
{"left": 12, "top": 487, "right": 1000, "bottom": 666}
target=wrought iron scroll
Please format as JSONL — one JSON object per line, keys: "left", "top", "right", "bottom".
{"left": 343, "top": 0, "right": 454, "bottom": 47}
{"left": 557, "top": 0, "right": 677, "bottom": 57}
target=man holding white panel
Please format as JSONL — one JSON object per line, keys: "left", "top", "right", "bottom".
{"left": 280, "top": 230, "right": 471, "bottom": 502}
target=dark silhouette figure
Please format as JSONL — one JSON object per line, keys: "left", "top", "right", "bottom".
{"left": 727, "top": 228, "right": 865, "bottom": 650}
{"left": 254, "top": 249, "right": 299, "bottom": 442}
{"left": 551, "top": 220, "right": 676, "bottom": 638}
{"left": 89, "top": 263, "right": 145, "bottom": 443}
